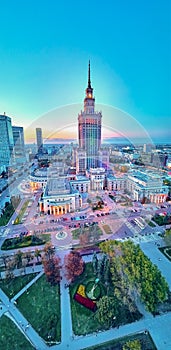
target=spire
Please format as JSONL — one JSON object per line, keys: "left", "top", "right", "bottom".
{"left": 88, "top": 60, "right": 91, "bottom": 88}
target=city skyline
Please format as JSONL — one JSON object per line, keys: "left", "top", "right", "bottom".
{"left": 0, "top": 0, "right": 170, "bottom": 144}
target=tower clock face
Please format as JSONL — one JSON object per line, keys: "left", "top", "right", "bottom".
{"left": 88, "top": 93, "right": 92, "bottom": 98}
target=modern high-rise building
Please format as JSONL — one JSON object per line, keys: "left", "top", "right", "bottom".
{"left": 78, "top": 61, "right": 102, "bottom": 170}
{"left": 0, "top": 113, "right": 14, "bottom": 170}
{"left": 12, "top": 126, "right": 26, "bottom": 164}
{"left": 36, "top": 128, "right": 43, "bottom": 153}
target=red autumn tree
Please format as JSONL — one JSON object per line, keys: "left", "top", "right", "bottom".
{"left": 64, "top": 251, "right": 84, "bottom": 283}
{"left": 43, "top": 255, "right": 61, "bottom": 286}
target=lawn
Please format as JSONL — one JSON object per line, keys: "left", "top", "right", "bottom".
{"left": 17, "top": 274, "right": 61, "bottom": 343}
{"left": 14, "top": 200, "right": 30, "bottom": 224}
{"left": 70, "top": 263, "right": 106, "bottom": 335}
{"left": 72, "top": 226, "right": 103, "bottom": 240}
{"left": 0, "top": 197, "right": 20, "bottom": 226}
{"left": 102, "top": 224, "right": 112, "bottom": 235}
{"left": 153, "top": 214, "right": 171, "bottom": 226}
{"left": 70, "top": 262, "right": 141, "bottom": 336}
{"left": 0, "top": 273, "right": 38, "bottom": 299}
{"left": 165, "top": 247, "right": 171, "bottom": 257}
{"left": 148, "top": 221, "right": 156, "bottom": 227}
{"left": 1, "top": 233, "right": 50, "bottom": 250}
{"left": 83, "top": 331, "right": 157, "bottom": 350}
{"left": 0, "top": 315, "right": 34, "bottom": 350}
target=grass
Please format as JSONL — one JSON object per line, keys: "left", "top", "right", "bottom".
{"left": 0, "top": 273, "right": 38, "bottom": 299}
{"left": 83, "top": 331, "right": 157, "bottom": 350}
{"left": 159, "top": 246, "right": 171, "bottom": 262}
{"left": 0, "top": 315, "right": 34, "bottom": 350}
{"left": 70, "top": 263, "right": 142, "bottom": 336}
{"left": 165, "top": 247, "right": 171, "bottom": 257}
{"left": 0, "top": 198, "right": 20, "bottom": 226}
{"left": 153, "top": 214, "right": 171, "bottom": 226}
{"left": 72, "top": 226, "right": 103, "bottom": 240}
{"left": 17, "top": 274, "right": 61, "bottom": 343}
{"left": 102, "top": 224, "right": 112, "bottom": 235}
{"left": 70, "top": 263, "right": 106, "bottom": 335}
{"left": 1, "top": 234, "right": 50, "bottom": 250}
{"left": 148, "top": 221, "right": 156, "bottom": 227}
{"left": 14, "top": 200, "right": 30, "bottom": 224}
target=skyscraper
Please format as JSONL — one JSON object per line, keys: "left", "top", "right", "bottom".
{"left": 0, "top": 113, "right": 14, "bottom": 170}
{"left": 12, "top": 126, "right": 26, "bottom": 164}
{"left": 78, "top": 61, "right": 102, "bottom": 170}
{"left": 36, "top": 128, "right": 43, "bottom": 153}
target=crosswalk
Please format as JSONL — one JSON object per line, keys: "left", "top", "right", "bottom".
{"left": 125, "top": 220, "right": 140, "bottom": 235}
{"left": 55, "top": 244, "right": 72, "bottom": 250}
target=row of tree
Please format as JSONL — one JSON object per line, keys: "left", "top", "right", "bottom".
{"left": 42, "top": 243, "right": 84, "bottom": 285}
{"left": 1, "top": 249, "right": 42, "bottom": 282}
{"left": 2, "top": 242, "right": 85, "bottom": 287}
{"left": 100, "top": 240, "right": 169, "bottom": 313}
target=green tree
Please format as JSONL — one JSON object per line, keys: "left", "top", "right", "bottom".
{"left": 96, "top": 295, "right": 118, "bottom": 328}
{"left": 123, "top": 339, "right": 141, "bottom": 350}
{"left": 100, "top": 239, "right": 169, "bottom": 314}
{"left": 5, "top": 270, "right": 15, "bottom": 283}
{"left": 92, "top": 252, "right": 98, "bottom": 275}
{"left": 34, "top": 249, "right": 42, "bottom": 262}
{"left": 43, "top": 242, "right": 55, "bottom": 260}
{"left": 14, "top": 250, "right": 23, "bottom": 269}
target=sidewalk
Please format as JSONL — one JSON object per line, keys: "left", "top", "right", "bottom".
{"left": 0, "top": 287, "right": 48, "bottom": 350}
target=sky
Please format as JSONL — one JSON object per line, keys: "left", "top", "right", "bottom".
{"left": 0, "top": 0, "right": 170, "bottom": 143}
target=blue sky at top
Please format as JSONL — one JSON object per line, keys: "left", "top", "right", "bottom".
{"left": 0, "top": 0, "right": 170, "bottom": 142}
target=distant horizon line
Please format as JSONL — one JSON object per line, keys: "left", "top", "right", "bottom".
{"left": 25, "top": 136, "right": 171, "bottom": 146}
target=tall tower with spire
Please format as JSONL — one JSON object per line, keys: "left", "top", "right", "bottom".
{"left": 78, "top": 61, "right": 102, "bottom": 171}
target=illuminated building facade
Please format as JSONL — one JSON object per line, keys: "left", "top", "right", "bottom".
{"left": 0, "top": 113, "right": 14, "bottom": 169}
{"left": 78, "top": 61, "right": 102, "bottom": 170}
{"left": 36, "top": 128, "right": 43, "bottom": 153}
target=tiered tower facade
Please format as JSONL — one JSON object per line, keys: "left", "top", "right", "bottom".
{"left": 78, "top": 61, "right": 102, "bottom": 170}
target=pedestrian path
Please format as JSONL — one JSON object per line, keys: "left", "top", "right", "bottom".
{"left": 0, "top": 287, "right": 48, "bottom": 350}
{"left": 11, "top": 270, "right": 44, "bottom": 302}
{"left": 0, "top": 245, "right": 171, "bottom": 349}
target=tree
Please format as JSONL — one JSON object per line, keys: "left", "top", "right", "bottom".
{"left": 104, "top": 258, "right": 111, "bottom": 286}
{"left": 92, "top": 252, "right": 98, "bottom": 275}
{"left": 14, "top": 250, "right": 23, "bottom": 269}
{"left": 96, "top": 296, "right": 118, "bottom": 328}
{"left": 34, "top": 249, "right": 42, "bottom": 262}
{"left": 123, "top": 340, "right": 141, "bottom": 350}
{"left": 24, "top": 251, "right": 33, "bottom": 265}
{"left": 1, "top": 254, "right": 8, "bottom": 268}
{"left": 64, "top": 251, "right": 84, "bottom": 283}
{"left": 5, "top": 270, "right": 15, "bottom": 283}
{"left": 43, "top": 255, "right": 61, "bottom": 286}
{"left": 43, "top": 243, "right": 55, "bottom": 260}
{"left": 100, "top": 239, "right": 169, "bottom": 314}
{"left": 6, "top": 257, "right": 16, "bottom": 272}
